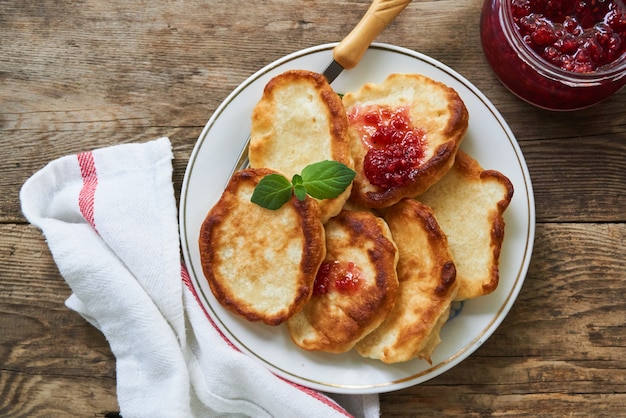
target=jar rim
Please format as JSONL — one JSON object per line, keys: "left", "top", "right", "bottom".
{"left": 500, "top": 0, "right": 626, "bottom": 85}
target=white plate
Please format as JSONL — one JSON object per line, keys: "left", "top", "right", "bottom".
{"left": 179, "top": 43, "right": 535, "bottom": 394}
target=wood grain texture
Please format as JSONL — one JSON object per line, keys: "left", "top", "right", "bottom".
{"left": 2, "top": 223, "right": 624, "bottom": 416}
{"left": 0, "top": 225, "right": 118, "bottom": 417}
{"left": 381, "top": 222, "right": 626, "bottom": 416}
{"left": 1, "top": 0, "right": 625, "bottom": 416}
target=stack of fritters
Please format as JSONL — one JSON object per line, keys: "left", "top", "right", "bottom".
{"left": 198, "top": 69, "right": 514, "bottom": 363}
{"left": 417, "top": 150, "right": 514, "bottom": 300}
{"left": 199, "top": 168, "right": 325, "bottom": 326}
{"left": 287, "top": 210, "right": 399, "bottom": 353}
{"left": 342, "top": 73, "right": 469, "bottom": 209}
{"left": 249, "top": 69, "right": 354, "bottom": 223}
{"left": 356, "top": 199, "right": 457, "bottom": 364}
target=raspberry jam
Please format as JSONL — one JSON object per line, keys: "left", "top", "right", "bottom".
{"left": 481, "top": 0, "right": 626, "bottom": 110}
{"left": 514, "top": 0, "right": 626, "bottom": 72}
{"left": 313, "top": 260, "right": 363, "bottom": 296}
{"left": 348, "top": 106, "right": 426, "bottom": 189}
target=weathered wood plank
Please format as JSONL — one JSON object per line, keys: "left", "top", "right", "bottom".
{"left": 381, "top": 222, "right": 626, "bottom": 415}
{"left": 0, "top": 224, "right": 118, "bottom": 416}
{"left": 2, "top": 222, "right": 624, "bottom": 415}
{"left": 4, "top": 127, "right": 625, "bottom": 223}
{"left": 0, "top": 372, "right": 118, "bottom": 418}
{"left": 2, "top": 0, "right": 625, "bottom": 224}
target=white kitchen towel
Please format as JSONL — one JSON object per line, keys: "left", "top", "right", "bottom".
{"left": 20, "top": 137, "right": 380, "bottom": 418}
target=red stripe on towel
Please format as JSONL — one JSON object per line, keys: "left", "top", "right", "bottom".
{"left": 77, "top": 151, "right": 98, "bottom": 230}
{"left": 180, "top": 264, "right": 238, "bottom": 351}
{"left": 180, "top": 264, "right": 353, "bottom": 418}
{"left": 279, "top": 377, "right": 354, "bottom": 417}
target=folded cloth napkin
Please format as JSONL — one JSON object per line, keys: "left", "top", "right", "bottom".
{"left": 20, "top": 137, "right": 380, "bottom": 418}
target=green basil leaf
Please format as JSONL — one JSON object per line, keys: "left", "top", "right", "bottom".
{"left": 301, "top": 160, "right": 356, "bottom": 200}
{"left": 250, "top": 173, "right": 293, "bottom": 210}
{"left": 293, "top": 183, "right": 308, "bottom": 201}
{"left": 292, "top": 173, "right": 303, "bottom": 186}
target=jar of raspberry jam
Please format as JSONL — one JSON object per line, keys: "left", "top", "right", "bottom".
{"left": 480, "top": 0, "right": 626, "bottom": 110}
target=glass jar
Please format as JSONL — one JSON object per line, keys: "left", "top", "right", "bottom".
{"left": 480, "top": 0, "right": 626, "bottom": 111}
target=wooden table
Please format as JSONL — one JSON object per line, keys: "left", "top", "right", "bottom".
{"left": 2, "top": 0, "right": 625, "bottom": 416}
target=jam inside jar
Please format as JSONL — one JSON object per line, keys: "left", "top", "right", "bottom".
{"left": 480, "top": 0, "right": 626, "bottom": 110}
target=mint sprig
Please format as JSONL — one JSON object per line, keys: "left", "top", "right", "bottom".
{"left": 251, "top": 160, "right": 355, "bottom": 210}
